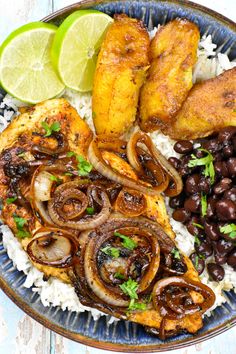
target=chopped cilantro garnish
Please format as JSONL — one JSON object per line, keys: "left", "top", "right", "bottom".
{"left": 220, "top": 224, "right": 236, "bottom": 239}
{"left": 64, "top": 172, "right": 73, "bottom": 176}
{"left": 41, "top": 121, "right": 61, "bottom": 137}
{"left": 119, "top": 279, "right": 138, "bottom": 299}
{"left": 171, "top": 247, "right": 181, "bottom": 260}
{"left": 114, "top": 231, "right": 137, "bottom": 250}
{"left": 188, "top": 148, "right": 215, "bottom": 185}
{"left": 50, "top": 175, "right": 62, "bottom": 183}
{"left": 6, "top": 197, "right": 17, "bottom": 204}
{"left": 66, "top": 151, "right": 92, "bottom": 176}
{"left": 86, "top": 207, "right": 95, "bottom": 215}
{"left": 101, "top": 246, "right": 120, "bottom": 258}
{"left": 201, "top": 193, "right": 207, "bottom": 217}
{"left": 194, "top": 235, "right": 201, "bottom": 246}
{"left": 17, "top": 152, "right": 25, "bottom": 158}
{"left": 192, "top": 222, "right": 204, "bottom": 229}
{"left": 194, "top": 255, "right": 199, "bottom": 270}
{"left": 13, "top": 215, "right": 30, "bottom": 238}
{"left": 114, "top": 272, "right": 125, "bottom": 280}
{"left": 128, "top": 298, "right": 147, "bottom": 311}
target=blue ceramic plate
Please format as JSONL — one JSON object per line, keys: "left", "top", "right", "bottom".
{"left": 0, "top": 1, "right": 236, "bottom": 351}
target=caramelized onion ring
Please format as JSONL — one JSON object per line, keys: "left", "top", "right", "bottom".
{"left": 152, "top": 276, "right": 215, "bottom": 320}
{"left": 88, "top": 136, "right": 163, "bottom": 196}
{"left": 48, "top": 181, "right": 111, "bottom": 230}
{"left": 27, "top": 228, "right": 78, "bottom": 268}
{"left": 115, "top": 188, "right": 147, "bottom": 217}
{"left": 83, "top": 217, "right": 164, "bottom": 307}
{"left": 127, "top": 131, "right": 183, "bottom": 197}
{"left": 31, "top": 132, "right": 68, "bottom": 156}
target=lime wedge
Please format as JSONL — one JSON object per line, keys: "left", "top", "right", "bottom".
{"left": 51, "top": 10, "right": 113, "bottom": 92}
{"left": 0, "top": 22, "right": 65, "bottom": 104}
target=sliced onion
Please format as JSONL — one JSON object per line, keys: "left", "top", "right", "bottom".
{"left": 48, "top": 181, "right": 111, "bottom": 230}
{"left": 83, "top": 217, "right": 164, "bottom": 307}
{"left": 115, "top": 188, "right": 147, "bottom": 217}
{"left": 27, "top": 228, "right": 78, "bottom": 268}
{"left": 127, "top": 131, "right": 183, "bottom": 197}
{"left": 34, "top": 170, "right": 54, "bottom": 202}
{"left": 88, "top": 137, "right": 163, "bottom": 196}
{"left": 31, "top": 132, "right": 69, "bottom": 157}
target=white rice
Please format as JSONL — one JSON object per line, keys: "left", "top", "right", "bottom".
{"left": 0, "top": 33, "right": 236, "bottom": 319}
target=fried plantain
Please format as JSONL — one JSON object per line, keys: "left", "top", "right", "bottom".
{"left": 139, "top": 18, "right": 200, "bottom": 132}
{"left": 92, "top": 14, "right": 150, "bottom": 136}
{"left": 169, "top": 67, "right": 236, "bottom": 139}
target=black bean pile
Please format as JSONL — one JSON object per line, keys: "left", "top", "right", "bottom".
{"left": 168, "top": 126, "right": 236, "bottom": 282}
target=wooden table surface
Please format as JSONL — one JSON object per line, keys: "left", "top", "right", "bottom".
{"left": 0, "top": 0, "right": 236, "bottom": 353}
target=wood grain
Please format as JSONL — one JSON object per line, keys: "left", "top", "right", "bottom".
{"left": 0, "top": 1, "right": 236, "bottom": 354}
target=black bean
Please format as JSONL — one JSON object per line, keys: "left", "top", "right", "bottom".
{"left": 169, "top": 194, "right": 185, "bottom": 209}
{"left": 224, "top": 187, "right": 236, "bottom": 202}
{"left": 216, "top": 238, "right": 234, "bottom": 255}
{"left": 218, "top": 126, "right": 236, "bottom": 142}
{"left": 199, "top": 177, "right": 211, "bottom": 194}
{"left": 214, "top": 252, "right": 227, "bottom": 265}
{"left": 184, "top": 193, "right": 201, "bottom": 213}
{"left": 186, "top": 216, "right": 204, "bottom": 236}
{"left": 190, "top": 253, "right": 205, "bottom": 275}
{"left": 222, "top": 144, "right": 234, "bottom": 158}
{"left": 172, "top": 208, "right": 191, "bottom": 223}
{"left": 227, "top": 250, "right": 236, "bottom": 268}
{"left": 194, "top": 149, "right": 206, "bottom": 158}
{"left": 214, "top": 161, "right": 229, "bottom": 177}
{"left": 213, "top": 152, "right": 223, "bottom": 162}
{"left": 201, "top": 139, "right": 221, "bottom": 153}
{"left": 179, "top": 156, "right": 191, "bottom": 176}
{"left": 213, "top": 178, "right": 232, "bottom": 195}
{"left": 227, "top": 157, "right": 236, "bottom": 176}
{"left": 207, "top": 263, "right": 225, "bottom": 281}
{"left": 168, "top": 157, "right": 180, "bottom": 170}
{"left": 195, "top": 241, "right": 213, "bottom": 258}
{"left": 216, "top": 199, "right": 236, "bottom": 220}
{"left": 174, "top": 141, "right": 193, "bottom": 154}
{"left": 204, "top": 220, "right": 220, "bottom": 241}
{"left": 185, "top": 174, "right": 200, "bottom": 194}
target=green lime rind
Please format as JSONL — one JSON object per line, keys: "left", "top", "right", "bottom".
{"left": 51, "top": 10, "right": 113, "bottom": 92}
{"left": 0, "top": 22, "right": 65, "bottom": 104}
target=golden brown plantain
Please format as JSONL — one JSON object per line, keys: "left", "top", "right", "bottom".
{"left": 169, "top": 67, "right": 236, "bottom": 139}
{"left": 92, "top": 14, "right": 150, "bottom": 136}
{"left": 139, "top": 18, "right": 200, "bottom": 132}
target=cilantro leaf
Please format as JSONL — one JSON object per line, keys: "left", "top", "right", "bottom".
{"left": 128, "top": 298, "right": 147, "bottom": 311}
{"left": 13, "top": 215, "right": 30, "bottom": 238}
{"left": 86, "top": 207, "right": 95, "bottom": 215}
{"left": 220, "top": 224, "right": 236, "bottom": 239}
{"left": 201, "top": 193, "right": 207, "bottom": 217}
{"left": 194, "top": 255, "right": 199, "bottom": 270}
{"left": 188, "top": 148, "right": 215, "bottom": 185}
{"left": 194, "top": 234, "right": 201, "bottom": 246}
{"left": 114, "top": 272, "right": 125, "bottom": 280}
{"left": 114, "top": 231, "right": 137, "bottom": 250}
{"left": 119, "top": 279, "right": 138, "bottom": 299}
{"left": 67, "top": 151, "right": 76, "bottom": 158}
{"left": 76, "top": 155, "right": 93, "bottom": 176}
{"left": 101, "top": 246, "right": 120, "bottom": 258}
{"left": 171, "top": 247, "right": 181, "bottom": 260}
{"left": 192, "top": 222, "right": 204, "bottom": 229}
{"left": 6, "top": 196, "right": 17, "bottom": 204}
{"left": 50, "top": 175, "right": 62, "bottom": 183}
{"left": 41, "top": 121, "right": 61, "bottom": 137}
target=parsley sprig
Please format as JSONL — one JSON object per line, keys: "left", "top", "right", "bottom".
{"left": 101, "top": 246, "right": 120, "bottom": 258}
{"left": 41, "top": 121, "right": 61, "bottom": 137}
{"left": 188, "top": 148, "right": 215, "bottom": 185}
{"left": 171, "top": 247, "right": 181, "bottom": 260}
{"left": 201, "top": 193, "right": 207, "bottom": 217}
{"left": 66, "top": 151, "right": 93, "bottom": 176}
{"left": 86, "top": 207, "right": 95, "bottom": 215}
{"left": 220, "top": 224, "right": 236, "bottom": 239}
{"left": 120, "top": 279, "right": 146, "bottom": 312}
{"left": 13, "top": 215, "right": 30, "bottom": 238}
{"left": 6, "top": 196, "right": 17, "bottom": 204}
{"left": 114, "top": 231, "right": 137, "bottom": 250}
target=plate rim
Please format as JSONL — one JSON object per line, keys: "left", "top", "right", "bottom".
{"left": 0, "top": 0, "right": 236, "bottom": 351}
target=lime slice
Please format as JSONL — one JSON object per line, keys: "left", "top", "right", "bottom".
{"left": 0, "top": 22, "right": 65, "bottom": 104}
{"left": 51, "top": 10, "right": 113, "bottom": 92}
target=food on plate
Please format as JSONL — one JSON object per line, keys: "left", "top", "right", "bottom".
{"left": 0, "top": 96, "right": 215, "bottom": 338}
{"left": 139, "top": 18, "right": 200, "bottom": 132}
{"left": 1, "top": 7, "right": 236, "bottom": 342}
{"left": 169, "top": 67, "right": 236, "bottom": 139}
{"left": 0, "top": 22, "right": 65, "bottom": 103}
{"left": 51, "top": 10, "right": 113, "bottom": 92}
{"left": 168, "top": 128, "right": 236, "bottom": 280}
{"left": 92, "top": 14, "right": 150, "bottom": 136}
